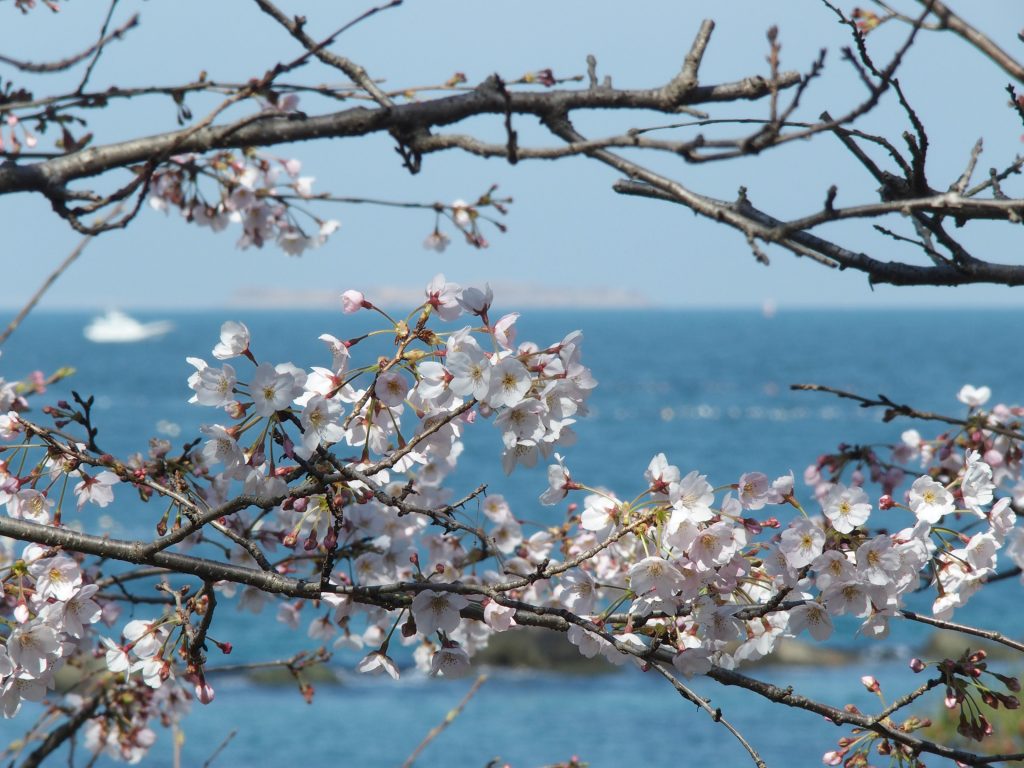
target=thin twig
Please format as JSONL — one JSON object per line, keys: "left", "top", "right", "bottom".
{"left": 0, "top": 203, "right": 122, "bottom": 346}
{"left": 76, "top": 0, "right": 124, "bottom": 92}
{"left": 873, "top": 677, "right": 942, "bottom": 722}
{"left": 201, "top": 729, "right": 237, "bottom": 768}
{"left": 900, "top": 609, "right": 1024, "bottom": 654}
{"left": 401, "top": 675, "right": 488, "bottom": 768}
{"left": 19, "top": 692, "right": 103, "bottom": 768}
{"left": 650, "top": 663, "right": 766, "bottom": 768}
{"left": 0, "top": 12, "right": 137, "bottom": 74}
{"left": 790, "top": 383, "right": 1024, "bottom": 442}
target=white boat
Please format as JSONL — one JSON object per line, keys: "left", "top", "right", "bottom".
{"left": 83, "top": 310, "right": 174, "bottom": 343}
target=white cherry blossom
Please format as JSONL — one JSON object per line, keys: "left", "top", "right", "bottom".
{"left": 908, "top": 476, "right": 954, "bottom": 524}
{"left": 410, "top": 590, "right": 468, "bottom": 636}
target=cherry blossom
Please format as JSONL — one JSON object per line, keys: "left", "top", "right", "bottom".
{"left": 957, "top": 384, "right": 991, "bottom": 408}
{"left": 211, "top": 321, "right": 250, "bottom": 360}
{"left": 73, "top": 470, "right": 120, "bottom": 510}
{"left": 249, "top": 362, "right": 304, "bottom": 416}
{"left": 0, "top": 281, "right": 1022, "bottom": 765}
{"left": 430, "top": 643, "right": 472, "bottom": 677}
{"left": 356, "top": 650, "right": 400, "bottom": 680}
{"left": 822, "top": 482, "right": 871, "bottom": 533}
{"left": 410, "top": 590, "right": 469, "bottom": 636}
{"left": 779, "top": 517, "right": 825, "bottom": 568}
{"left": 908, "top": 475, "right": 954, "bottom": 524}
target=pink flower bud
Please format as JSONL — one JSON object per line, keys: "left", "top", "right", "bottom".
{"left": 984, "top": 449, "right": 1004, "bottom": 467}
{"left": 909, "top": 657, "right": 926, "bottom": 673}
{"left": 225, "top": 400, "right": 246, "bottom": 419}
{"left": 861, "top": 675, "right": 880, "bottom": 693}
{"left": 996, "top": 673, "right": 1021, "bottom": 692}
{"left": 303, "top": 529, "right": 319, "bottom": 551}
{"left": 341, "top": 290, "right": 371, "bottom": 314}
{"left": 195, "top": 681, "right": 215, "bottom": 704}
{"left": 323, "top": 527, "right": 338, "bottom": 550}
{"left": 878, "top": 494, "right": 895, "bottom": 510}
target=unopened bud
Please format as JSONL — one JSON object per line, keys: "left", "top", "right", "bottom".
{"left": 195, "top": 681, "right": 215, "bottom": 705}
{"left": 225, "top": 400, "right": 246, "bottom": 419}
{"left": 980, "top": 714, "right": 993, "bottom": 736}
{"left": 323, "top": 527, "right": 338, "bottom": 550}
{"left": 996, "top": 673, "right": 1021, "bottom": 692}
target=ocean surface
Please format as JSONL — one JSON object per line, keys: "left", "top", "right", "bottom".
{"left": 1, "top": 308, "right": 1023, "bottom": 766}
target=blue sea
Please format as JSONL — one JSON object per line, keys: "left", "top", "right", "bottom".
{"left": 1, "top": 308, "right": 1022, "bottom": 766}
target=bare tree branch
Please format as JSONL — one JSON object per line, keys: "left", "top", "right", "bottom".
{"left": 917, "top": 0, "right": 1024, "bottom": 84}
{"left": 0, "top": 11, "right": 137, "bottom": 74}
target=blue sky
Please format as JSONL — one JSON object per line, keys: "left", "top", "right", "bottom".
{"left": 4, "top": 0, "right": 1023, "bottom": 310}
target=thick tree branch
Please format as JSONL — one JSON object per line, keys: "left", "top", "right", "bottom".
{"left": 614, "top": 179, "right": 1024, "bottom": 287}
{"left": 0, "top": 70, "right": 798, "bottom": 198}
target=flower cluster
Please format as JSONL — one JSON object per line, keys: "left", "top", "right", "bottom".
{"left": 148, "top": 149, "right": 339, "bottom": 255}
{"left": 0, "top": 543, "right": 103, "bottom": 718}
{"left": 4, "top": 291, "right": 1024, "bottom": 765}
{"left": 421, "top": 186, "right": 512, "bottom": 252}
{"left": 179, "top": 275, "right": 593, "bottom": 680}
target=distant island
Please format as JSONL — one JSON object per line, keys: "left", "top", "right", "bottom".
{"left": 229, "top": 282, "right": 653, "bottom": 310}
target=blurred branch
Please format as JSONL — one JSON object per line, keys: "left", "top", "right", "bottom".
{"left": 0, "top": 202, "right": 122, "bottom": 346}
{"left": 401, "top": 675, "right": 488, "bottom": 768}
